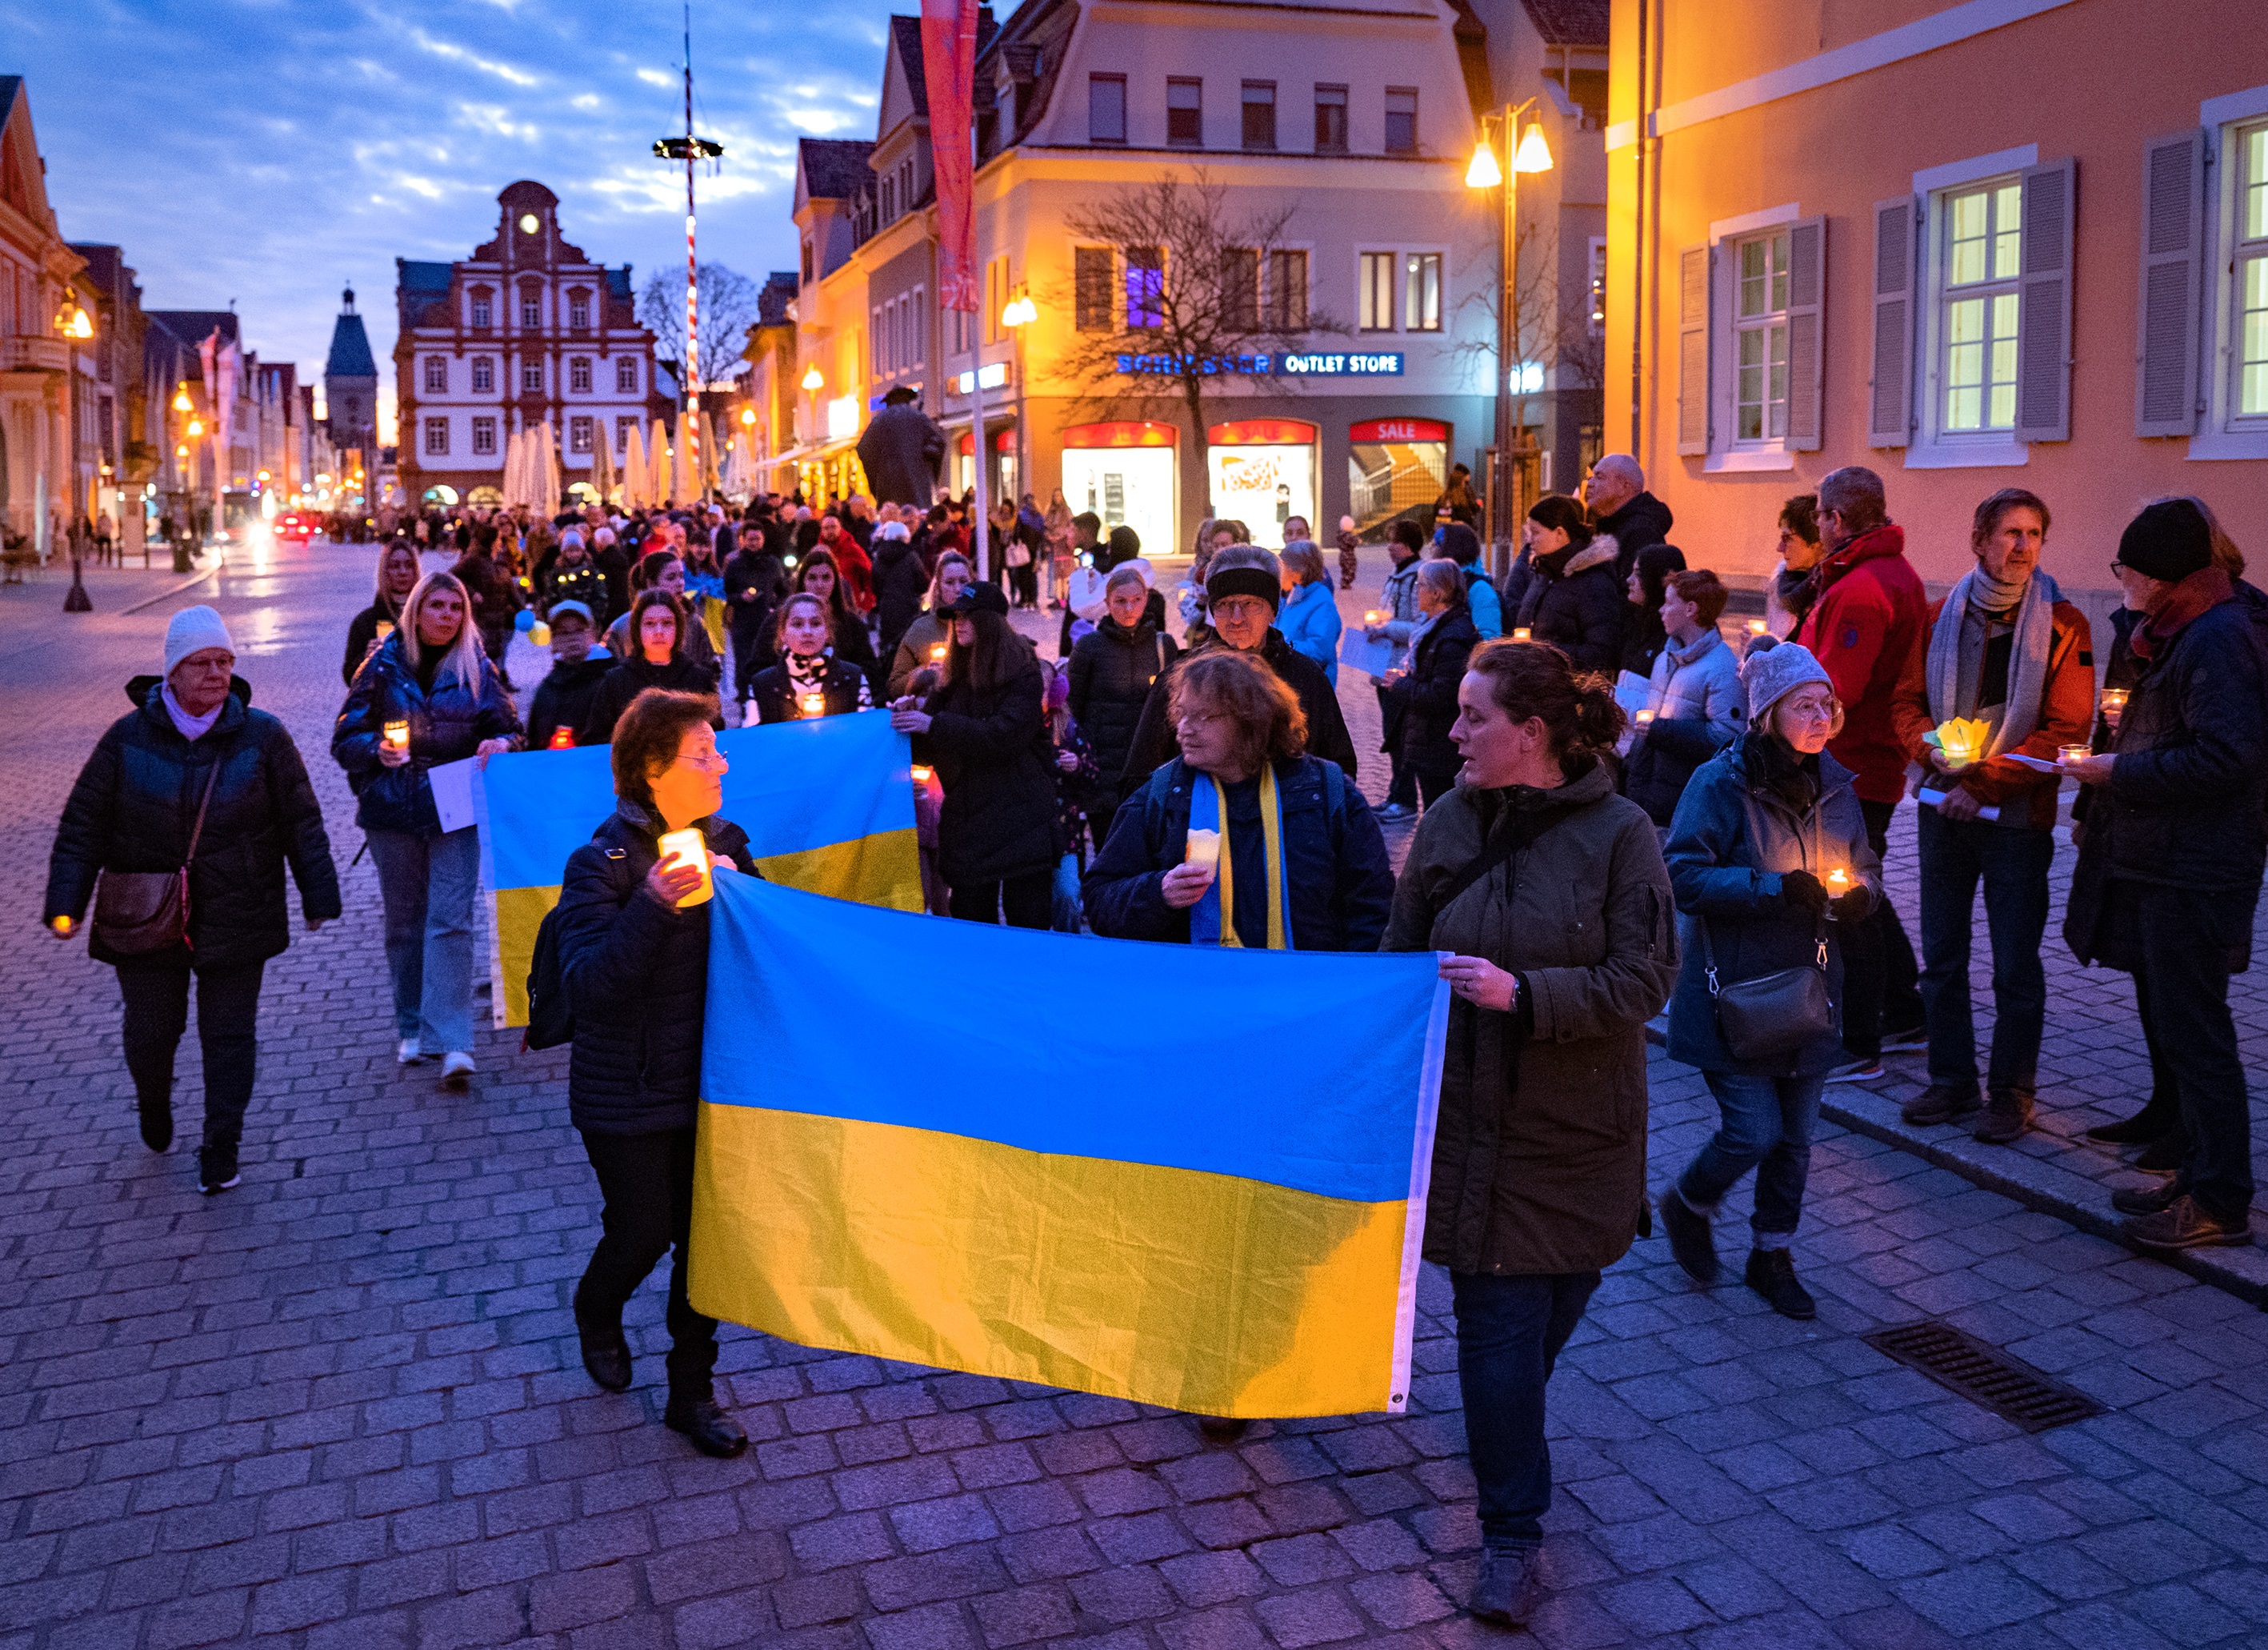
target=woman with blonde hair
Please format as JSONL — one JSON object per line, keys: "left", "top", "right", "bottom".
{"left": 345, "top": 538, "right": 424, "bottom": 685}
{"left": 333, "top": 570, "right": 522, "bottom": 1085}
{"left": 886, "top": 551, "right": 974, "bottom": 698}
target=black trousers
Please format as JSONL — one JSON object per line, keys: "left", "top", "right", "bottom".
{"left": 2128, "top": 883, "right": 2258, "bottom": 1223}
{"left": 118, "top": 959, "right": 266, "bottom": 1152}
{"left": 577, "top": 1127, "right": 718, "bottom": 1404}
{"left": 950, "top": 869, "right": 1053, "bottom": 930}
{"left": 1841, "top": 797, "right": 1923, "bottom": 1058}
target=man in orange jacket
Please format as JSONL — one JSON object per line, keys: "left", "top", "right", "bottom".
{"left": 1890, "top": 488, "right": 2093, "bottom": 1144}
{"left": 1792, "top": 467, "right": 1927, "bottom": 1076}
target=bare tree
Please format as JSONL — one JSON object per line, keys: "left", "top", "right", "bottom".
{"left": 639, "top": 262, "right": 763, "bottom": 404}
{"left": 1050, "top": 173, "right": 1342, "bottom": 516}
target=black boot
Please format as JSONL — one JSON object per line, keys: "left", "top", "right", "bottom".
{"left": 574, "top": 1309, "right": 633, "bottom": 1392}
{"left": 664, "top": 1394, "right": 747, "bottom": 1457}
{"left": 2086, "top": 1098, "right": 2177, "bottom": 1144}
{"left": 1658, "top": 1187, "right": 1720, "bottom": 1284}
{"left": 138, "top": 1093, "right": 174, "bottom": 1152}
{"left": 2134, "top": 1127, "right": 2188, "bottom": 1174}
{"left": 1744, "top": 1248, "right": 1815, "bottom": 1320}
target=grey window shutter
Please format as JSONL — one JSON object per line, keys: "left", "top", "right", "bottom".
{"left": 2134, "top": 130, "right": 2203, "bottom": 438}
{"left": 1868, "top": 197, "right": 1914, "bottom": 447}
{"left": 1676, "top": 245, "right": 1710, "bottom": 456}
{"left": 1786, "top": 214, "right": 1826, "bottom": 451}
{"left": 2014, "top": 157, "right": 2076, "bottom": 443}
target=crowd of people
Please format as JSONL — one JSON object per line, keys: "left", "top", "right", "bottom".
{"left": 37, "top": 452, "right": 2266, "bottom": 1632}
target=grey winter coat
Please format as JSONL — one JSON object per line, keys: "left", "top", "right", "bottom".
{"left": 1625, "top": 627, "right": 1746, "bottom": 825}
{"left": 856, "top": 404, "right": 948, "bottom": 507}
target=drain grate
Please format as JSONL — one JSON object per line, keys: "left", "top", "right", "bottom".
{"left": 1862, "top": 1321, "right": 2106, "bottom": 1432}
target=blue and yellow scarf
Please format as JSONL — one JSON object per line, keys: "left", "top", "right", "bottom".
{"left": 1188, "top": 766, "right": 1294, "bottom": 950}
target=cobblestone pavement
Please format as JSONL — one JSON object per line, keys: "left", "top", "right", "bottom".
{"left": 3, "top": 543, "right": 2267, "bottom": 1650}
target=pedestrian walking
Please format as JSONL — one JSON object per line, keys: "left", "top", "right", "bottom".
{"left": 346, "top": 539, "right": 424, "bottom": 686}
{"left": 334, "top": 571, "right": 523, "bottom": 1086}
{"left": 1382, "top": 639, "right": 1676, "bottom": 1628}
{"left": 742, "top": 593, "right": 875, "bottom": 723}
{"left": 1066, "top": 566, "right": 1179, "bottom": 847}
{"left": 1366, "top": 522, "right": 1429, "bottom": 821}
{"left": 1502, "top": 497, "right": 1622, "bottom": 673}
{"left": 2062, "top": 499, "right": 2267, "bottom": 1250}
{"left": 525, "top": 602, "right": 618, "bottom": 750}
{"left": 1658, "top": 643, "right": 1878, "bottom": 1319}
{"left": 1790, "top": 467, "right": 1926, "bottom": 1078}
{"left": 583, "top": 592, "right": 725, "bottom": 743}
{"left": 1274, "top": 542, "right": 1343, "bottom": 684}
{"left": 1623, "top": 570, "right": 1746, "bottom": 826}
{"left": 890, "top": 582, "right": 1062, "bottom": 928}
{"left": 1382, "top": 560, "right": 1481, "bottom": 810}
{"left": 46, "top": 607, "right": 342, "bottom": 1193}
{"left": 887, "top": 553, "right": 974, "bottom": 699}
{"left": 1086, "top": 647, "right": 1394, "bottom": 951}
{"left": 1890, "top": 488, "right": 2093, "bottom": 1144}
{"left": 554, "top": 688, "right": 757, "bottom": 1457}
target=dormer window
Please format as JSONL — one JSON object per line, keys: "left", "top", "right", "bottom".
{"left": 470, "top": 295, "right": 492, "bottom": 328}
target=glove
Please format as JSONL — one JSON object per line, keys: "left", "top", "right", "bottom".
{"left": 1778, "top": 870, "right": 1830, "bottom": 914}
{"left": 1831, "top": 887, "right": 1873, "bottom": 924}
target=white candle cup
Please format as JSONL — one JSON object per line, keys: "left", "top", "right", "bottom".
{"left": 382, "top": 719, "right": 410, "bottom": 754}
{"left": 1183, "top": 828, "right": 1222, "bottom": 875}
{"left": 1634, "top": 709, "right": 1654, "bottom": 726}
{"left": 2058, "top": 743, "right": 2090, "bottom": 766}
{"left": 799, "top": 691, "right": 826, "bottom": 718}
{"left": 1511, "top": 627, "right": 1533, "bottom": 642}
{"left": 2098, "top": 689, "right": 2128, "bottom": 728}
{"left": 657, "top": 828, "right": 714, "bottom": 907}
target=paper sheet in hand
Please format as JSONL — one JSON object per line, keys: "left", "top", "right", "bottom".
{"left": 1338, "top": 627, "right": 1396, "bottom": 680}
{"left": 1615, "top": 671, "right": 1654, "bottom": 718}
{"left": 427, "top": 758, "right": 478, "bottom": 833}
{"left": 2000, "top": 753, "right": 2062, "bottom": 773}
{"left": 1918, "top": 788, "right": 2002, "bottom": 822}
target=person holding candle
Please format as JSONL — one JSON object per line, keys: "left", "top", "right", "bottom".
{"left": 1889, "top": 488, "right": 2094, "bottom": 1144}
{"left": 2061, "top": 499, "right": 2268, "bottom": 1251}
{"left": 333, "top": 571, "right": 522, "bottom": 1086}
{"left": 890, "top": 583, "right": 1062, "bottom": 928}
{"left": 603, "top": 551, "right": 720, "bottom": 679}
{"left": 1658, "top": 643, "right": 1878, "bottom": 1320}
{"left": 743, "top": 593, "right": 874, "bottom": 724}
{"left": 1382, "top": 561, "right": 1481, "bottom": 811}
{"left": 889, "top": 552, "right": 974, "bottom": 699}
{"left": 344, "top": 538, "right": 424, "bottom": 686}
{"left": 582, "top": 591, "right": 724, "bottom": 745}
{"left": 1067, "top": 566, "right": 1180, "bottom": 848}
{"left": 525, "top": 602, "right": 618, "bottom": 751}
{"left": 1625, "top": 570, "right": 1746, "bottom": 828}
{"left": 722, "top": 524, "right": 787, "bottom": 685}
{"left": 543, "top": 531, "right": 615, "bottom": 635}
{"left": 741, "top": 548, "right": 881, "bottom": 702}
{"left": 552, "top": 687, "right": 758, "bottom": 1457}
{"left": 1502, "top": 498, "right": 1621, "bottom": 674}
{"left": 46, "top": 606, "right": 342, "bottom": 1195}
{"left": 1086, "top": 648, "right": 1393, "bottom": 952}
{"left": 1381, "top": 639, "right": 1676, "bottom": 1628}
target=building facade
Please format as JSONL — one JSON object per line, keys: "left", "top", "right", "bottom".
{"left": 1606, "top": 0, "right": 2268, "bottom": 595}
{"left": 785, "top": 0, "right": 1603, "bottom": 558}
{"left": 0, "top": 76, "right": 87, "bottom": 554}
{"left": 393, "top": 181, "right": 658, "bottom": 508}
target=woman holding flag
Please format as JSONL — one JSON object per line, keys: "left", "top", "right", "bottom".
{"left": 1084, "top": 649, "right": 1393, "bottom": 951}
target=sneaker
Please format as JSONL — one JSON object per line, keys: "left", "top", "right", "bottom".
{"left": 1900, "top": 1083, "right": 1980, "bottom": 1127}
{"left": 1469, "top": 1544, "right": 1542, "bottom": 1627}
{"left": 440, "top": 1052, "right": 475, "bottom": 1090}
{"left": 1744, "top": 1248, "right": 1816, "bottom": 1320}
{"left": 2122, "top": 1195, "right": 2252, "bottom": 1252}
{"left": 2110, "top": 1182, "right": 2182, "bottom": 1217}
{"left": 197, "top": 1147, "right": 241, "bottom": 1195}
{"left": 1657, "top": 1187, "right": 1720, "bottom": 1284}
{"left": 1970, "top": 1088, "right": 2035, "bottom": 1145}
{"left": 1825, "top": 1056, "right": 1886, "bottom": 1083}
{"left": 1375, "top": 802, "right": 1417, "bottom": 823}
{"left": 138, "top": 1095, "right": 175, "bottom": 1152}
{"left": 397, "top": 1039, "right": 430, "bottom": 1065}
{"left": 1879, "top": 1021, "right": 1930, "bottom": 1051}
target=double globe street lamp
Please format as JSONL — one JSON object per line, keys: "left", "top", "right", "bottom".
{"left": 1466, "top": 106, "right": 1554, "bottom": 563}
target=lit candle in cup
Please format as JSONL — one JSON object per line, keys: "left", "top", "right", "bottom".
{"left": 375, "top": 620, "right": 394, "bottom": 640}
{"left": 1363, "top": 610, "right": 1382, "bottom": 625}
{"left": 1634, "top": 709, "right": 1654, "bottom": 727}
{"left": 2058, "top": 743, "right": 2090, "bottom": 766}
{"left": 1746, "top": 619, "right": 1768, "bottom": 635}
{"left": 2098, "top": 688, "right": 2128, "bottom": 728}
{"left": 50, "top": 915, "right": 70, "bottom": 935}
{"left": 656, "top": 829, "right": 714, "bottom": 907}
{"left": 910, "top": 764, "right": 934, "bottom": 784}
{"left": 1934, "top": 716, "right": 1989, "bottom": 769}
{"left": 1183, "top": 827, "right": 1222, "bottom": 875}
{"left": 383, "top": 719, "right": 410, "bottom": 755}
{"left": 930, "top": 643, "right": 947, "bottom": 663}
{"left": 548, "top": 727, "right": 575, "bottom": 750}
{"left": 800, "top": 691, "right": 826, "bottom": 718}
{"left": 1826, "top": 868, "right": 1850, "bottom": 892}
{"left": 1511, "top": 627, "right": 1533, "bottom": 642}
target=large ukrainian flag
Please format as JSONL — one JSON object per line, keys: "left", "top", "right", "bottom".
{"left": 479, "top": 710, "right": 920, "bottom": 1026}
{"left": 691, "top": 875, "right": 1450, "bottom": 1419}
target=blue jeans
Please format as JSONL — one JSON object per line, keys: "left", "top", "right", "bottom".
{"left": 1450, "top": 1270, "right": 1600, "bottom": 1550}
{"left": 1915, "top": 808, "right": 2054, "bottom": 1093}
{"left": 1676, "top": 1071, "right": 1825, "bottom": 1243}
{"left": 367, "top": 826, "right": 480, "bottom": 1055}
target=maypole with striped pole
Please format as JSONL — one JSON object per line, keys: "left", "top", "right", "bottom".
{"left": 654, "top": 0, "right": 722, "bottom": 506}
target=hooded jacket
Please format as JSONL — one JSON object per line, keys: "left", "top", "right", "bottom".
{"left": 870, "top": 535, "right": 930, "bottom": 657}
{"left": 1383, "top": 759, "right": 1677, "bottom": 1276}
{"left": 1624, "top": 627, "right": 1746, "bottom": 826}
{"left": 1275, "top": 579, "right": 1344, "bottom": 684}
{"left": 1121, "top": 630, "right": 1360, "bottom": 789}
{"left": 916, "top": 660, "right": 1065, "bottom": 884}
{"left": 1790, "top": 523, "right": 1927, "bottom": 805}
{"left": 1068, "top": 616, "right": 1178, "bottom": 826}
{"left": 1390, "top": 605, "right": 1481, "bottom": 776}
{"left": 1594, "top": 491, "right": 1674, "bottom": 576}
{"left": 49, "top": 678, "right": 342, "bottom": 970}
{"left": 333, "top": 633, "right": 523, "bottom": 835}
{"left": 1510, "top": 536, "right": 1626, "bottom": 675}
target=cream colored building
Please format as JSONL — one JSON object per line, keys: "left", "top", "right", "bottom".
{"left": 0, "top": 76, "right": 88, "bottom": 554}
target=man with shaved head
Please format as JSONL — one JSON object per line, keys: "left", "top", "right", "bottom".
{"left": 1582, "top": 454, "right": 1674, "bottom": 580}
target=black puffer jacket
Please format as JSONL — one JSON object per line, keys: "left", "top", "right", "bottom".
{"left": 917, "top": 662, "right": 1064, "bottom": 884}
{"left": 343, "top": 596, "right": 406, "bottom": 687}
{"left": 871, "top": 537, "right": 930, "bottom": 658}
{"left": 723, "top": 548, "right": 786, "bottom": 657}
{"left": 47, "top": 679, "right": 342, "bottom": 970}
{"left": 747, "top": 657, "right": 869, "bottom": 724}
{"left": 526, "top": 655, "right": 619, "bottom": 749}
{"left": 1121, "top": 631, "right": 1360, "bottom": 788}
{"left": 555, "top": 805, "right": 758, "bottom": 1135}
{"left": 1390, "top": 607, "right": 1480, "bottom": 777}
{"left": 1069, "top": 617, "right": 1178, "bottom": 825}
{"left": 1510, "top": 539, "right": 1626, "bottom": 675}
{"left": 333, "top": 633, "right": 522, "bottom": 834}
{"left": 580, "top": 652, "right": 723, "bottom": 745}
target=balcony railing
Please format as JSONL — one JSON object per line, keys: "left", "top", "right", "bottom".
{"left": 0, "top": 336, "right": 72, "bottom": 373}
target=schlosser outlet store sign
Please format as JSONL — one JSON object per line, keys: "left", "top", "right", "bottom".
{"left": 1114, "top": 351, "right": 1406, "bottom": 376}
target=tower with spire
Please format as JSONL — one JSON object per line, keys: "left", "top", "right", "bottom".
{"left": 324, "top": 285, "right": 378, "bottom": 454}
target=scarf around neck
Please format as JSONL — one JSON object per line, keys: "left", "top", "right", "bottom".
{"left": 161, "top": 681, "right": 224, "bottom": 743}
{"left": 1188, "top": 766, "right": 1291, "bottom": 950}
{"left": 2131, "top": 566, "right": 2234, "bottom": 661}
{"left": 1926, "top": 567, "right": 2058, "bottom": 759}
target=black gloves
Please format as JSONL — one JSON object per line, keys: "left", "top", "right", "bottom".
{"left": 1831, "top": 887, "right": 1873, "bottom": 923}
{"left": 1779, "top": 870, "right": 1829, "bottom": 913}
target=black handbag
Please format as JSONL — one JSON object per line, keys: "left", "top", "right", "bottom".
{"left": 1699, "top": 912, "right": 1834, "bottom": 1062}
{"left": 93, "top": 754, "right": 222, "bottom": 955}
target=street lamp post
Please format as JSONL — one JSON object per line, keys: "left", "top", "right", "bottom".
{"left": 1466, "top": 104, "right": 1552, "bottom": 572}
{"left": 58, "top": 303, "right": 96, "bottom": 611}
{"left": 1001, "top": 287, "right": 1036, "bottom": 523}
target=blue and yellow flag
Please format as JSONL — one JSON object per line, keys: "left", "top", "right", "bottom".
{"left": 478, "top": 710, "right": 920, "bottom": 1026}
{"left": 691, "top": 875, "right": 1450, "bottom": 1418}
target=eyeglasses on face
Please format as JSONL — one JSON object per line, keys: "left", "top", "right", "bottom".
{"left": 1782, "top": 697, "right": 1838, "bottom": 723}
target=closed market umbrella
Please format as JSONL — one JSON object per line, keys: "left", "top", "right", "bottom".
{"left": 650, "top": 418, "right": 673, "bottom": 504}
{"left": 590, "top": 423, "right": 616, "bottom": 506}
{"left": 622, "top": 423, "right": 648, "bottom": 511}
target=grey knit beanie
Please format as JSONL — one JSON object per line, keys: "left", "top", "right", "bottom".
{"left": 1742, "top": 639, "right": 1833, "bottom": 723}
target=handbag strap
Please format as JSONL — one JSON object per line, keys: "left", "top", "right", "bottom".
{"left": 182, "top": 747, "right": 224, "bottom": 870}
{"left": 1437, "top": 797, "right": 1581, "bottom": 915}
{"left": 1700, "top": 904, "right": 1828, "bottom": 996}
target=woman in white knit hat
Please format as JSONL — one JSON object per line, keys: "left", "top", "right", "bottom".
{"left": 43, "top": 606, "right": 342, "bottom": 1194}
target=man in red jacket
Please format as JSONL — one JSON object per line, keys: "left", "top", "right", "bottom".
{"left": 1793, "top": 467, "right": 1926, "bottom": 1077}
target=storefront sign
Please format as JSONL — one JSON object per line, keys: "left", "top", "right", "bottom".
{"left": 1114, "top": 350, "right": 1405, "bottom": 378}
{"left": 1350, "top": 418, "right": 1450, "bottom": 443}
{"left": 953, "top": 362, "right": 1009, "bottom": 394}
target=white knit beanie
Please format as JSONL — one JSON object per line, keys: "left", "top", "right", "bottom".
{"left": 162, "top": 605, "right": 234, "bottom": 677}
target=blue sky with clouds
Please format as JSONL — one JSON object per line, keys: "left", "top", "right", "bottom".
{"left": 10, "top": 0, "right": 919, "bottom": 422}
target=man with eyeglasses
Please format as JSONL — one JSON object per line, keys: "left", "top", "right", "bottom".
{"left": 1790, "top": 467, "right": 1926, "bottom": 1079}
{"left": 1890, "top": 489, "right": 2093, "bottom": 1145}
{"left": 1120, "top": 544, "right": 1358, "bottom": 791}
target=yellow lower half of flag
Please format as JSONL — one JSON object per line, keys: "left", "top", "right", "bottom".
{"left": 490, "top": 828, "right": 921, "bottom": 1026}
{"left": 688, "top": 1103, "right": 1410, "bottom": 1418}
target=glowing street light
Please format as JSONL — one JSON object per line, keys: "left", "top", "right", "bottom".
{"left": 1001, "top": 292, "right": 1038, "bottom": 330}
{"left": 173, "top": 385, "right": 193, "bottom": 413}
{"left": 801, "top": 365, "right": 824, "bottom": 391}
{"left": 1467, "top": 103, "right": 1554, "bottom": 551}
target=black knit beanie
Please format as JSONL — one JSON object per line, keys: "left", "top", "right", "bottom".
{"left": 2117, "top": 499, "right": 2212, "bottom": 583}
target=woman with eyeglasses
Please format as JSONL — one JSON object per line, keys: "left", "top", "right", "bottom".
{"left": 1656, "top": 642, "right": 1878, "bottom": 1322}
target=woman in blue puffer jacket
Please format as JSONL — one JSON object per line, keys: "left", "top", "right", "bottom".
{"left": 1274, "top": 542, "right": 1344, "bottom": 684}
{"left": 334, "top": 570, "right": 522, "bottom": 1085}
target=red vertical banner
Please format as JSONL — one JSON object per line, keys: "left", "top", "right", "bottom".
{"left": 920, "top": 0, "right": 979, "bottom": 314}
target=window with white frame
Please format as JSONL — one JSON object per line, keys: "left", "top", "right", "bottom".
{"left": 1403, "top": 254, "right": 1441, "bottom": 331}
{"left": 1938, "top": 178, "right": 2023, "bottom": 435}
{"left": 471, "top": 357, "right": 494, "bottom": 393}
{"left": 569, "top": 293, "right": 590, "bottom": 329}
{"left": 1266, "top": 251, "right": 1308, "bottom": 330}
{"left": 1733, "top": 230, "right": 1790, "bottom": 443}
{"left": 470, "top": 295, "right": 492, "bottom": 327}
{"left": 1358, "top": 252, "right": 1395, "bottom": 330}
{"left": 615, "top": 415, "right": 636, "bottom": 452}
{"left": 570, "top": 357, "right": 592, "bottom": 393}
{"left": 1126, "top": 247, "right": 1164, "bottom": 330}
{"left": 570, "top": 415, "right": 593, "bottom": 454}
{"left": 423, "top": 417, "right": 448, "bottom": 456}
{"left": 1226, "top": 249, "right": 1260, "bottom": 329}
{"left": 520, "top": 296, "right": 542, "bottom": 328}
{"left": 423, "top": 356, "right": 447, "bottom": 393}
{"left": 2237, "top": 122, "right": 2268, "bottom": 420}
{"left": 616, "top": 357, "right": 638, "bottom": 394}
{"left": 522, "top": 361, "right": 543, "bottom": 393}
{"left": 473, "top": 416, "right": 496, "bottom": 455}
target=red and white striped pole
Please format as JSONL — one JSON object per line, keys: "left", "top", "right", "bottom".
{"left": 682, "top": 4, "right": 701, "bottom": 504}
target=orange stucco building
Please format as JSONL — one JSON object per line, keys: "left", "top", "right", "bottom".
{"left": 1606, "top": 0, "right": 2268, "bottom": 598}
